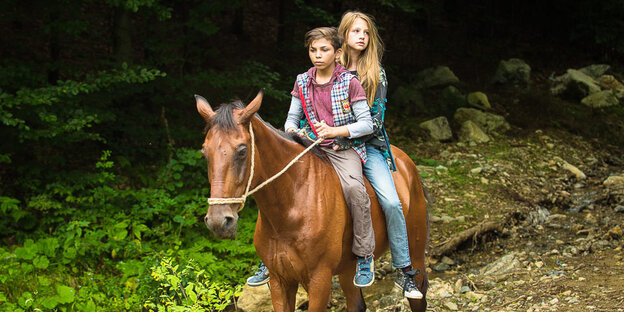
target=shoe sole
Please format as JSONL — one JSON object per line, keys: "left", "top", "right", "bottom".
{"left": 353, "top": 276, "right": 374, "bottom": 288}
{"left": 246, "top": 277, "right": 270, "bottom": 287}
{"left": 394, "top": 283, "right": 424, "bottom": 299}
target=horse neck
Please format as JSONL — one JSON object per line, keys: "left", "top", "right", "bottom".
{"left": 248, "top": 117, "right": 318, "bottom": 221}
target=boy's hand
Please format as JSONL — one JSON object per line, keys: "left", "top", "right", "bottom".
{"left": 286, "top": 127, "right": 305, "bottom": 137}
{"left": 314, "top": 121, "right": 335, "bottom": 139}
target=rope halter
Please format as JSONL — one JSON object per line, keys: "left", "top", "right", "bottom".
{"left": 207, "top": 123, "right": 322, "bottom": 212}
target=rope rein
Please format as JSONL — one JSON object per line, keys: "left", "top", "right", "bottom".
{"left": 207, "top": 123, "right": 323, "bottom": 211}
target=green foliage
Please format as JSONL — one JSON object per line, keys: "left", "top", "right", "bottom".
{"left": 0, "top": 149, "right": 259, "bottom": 310}
{"left": 0, "top": 64, "right": 166, "bottom": 146}
{"left": 145, "top": 257, "right": 242, "bottom": 311}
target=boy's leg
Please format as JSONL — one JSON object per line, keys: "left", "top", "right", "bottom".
{"left": 323, "top": 147, "right": 375, "bottom": 288}
{"left": 323, "top": 148, "right": 375, "bottom": 256}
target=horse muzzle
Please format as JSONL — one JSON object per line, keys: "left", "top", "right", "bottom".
{"left": 204, "top": 205, "right": 239, "bottom": 239}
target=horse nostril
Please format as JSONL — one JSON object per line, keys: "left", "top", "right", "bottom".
{"left": 204, "top": 215, "right": 210, "bottom": 224}
{"left": 223, "top": 216, "right": 235, "bottom": 229}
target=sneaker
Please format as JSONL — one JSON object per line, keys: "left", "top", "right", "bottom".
{"left": 246, "top": 262, "right": 270, "bottom": 287}
{"left": 353, "top": 256, "right": 375, "bottom": 288}
{"left": 394, "top": 269, "right": 423, "bottom": 299}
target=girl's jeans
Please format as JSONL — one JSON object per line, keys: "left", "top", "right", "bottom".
{"left": 363, "top": 145, "right": 411, "bottom": 268}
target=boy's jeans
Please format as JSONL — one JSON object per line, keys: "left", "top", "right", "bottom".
{"left": 363, "top": 145, "right": 411, "bottom": 268}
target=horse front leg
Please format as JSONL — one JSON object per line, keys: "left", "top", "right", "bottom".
{"left": 338, "top": 268, "right": 366, "bottom": 312}
{"left": 302, "top": 269, "right": 333, "bottom": 312}
{"left": 268, "top": 276, "right": 298, "bottom": 312}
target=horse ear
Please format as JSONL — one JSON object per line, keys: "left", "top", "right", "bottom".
{"left": 195, "top": 94, "right": 215, "bottom": 123}
{"left": 239, "top": 90, "right": 263, "bottom": 124}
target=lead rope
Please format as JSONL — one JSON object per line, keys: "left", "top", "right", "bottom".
{"left": 207, "top": 123, "right": 323, "bottom": 212}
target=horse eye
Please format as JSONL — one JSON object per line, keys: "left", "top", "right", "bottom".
{"left": 235, "top": 145, "right": 247, "bottom": 159}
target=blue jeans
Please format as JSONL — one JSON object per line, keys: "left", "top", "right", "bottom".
{"left": 363, "top": 145, "right": 411, "bottom": 268}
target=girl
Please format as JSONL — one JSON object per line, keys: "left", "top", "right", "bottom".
{"left": 338, "top": 11, "right": 423, "bottom": 299}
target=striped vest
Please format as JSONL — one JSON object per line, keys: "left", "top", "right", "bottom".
{"left": 296, "top": 71, "right": 367, "bottom": 163}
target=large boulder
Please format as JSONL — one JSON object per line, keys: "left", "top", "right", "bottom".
{"left": 237, "top": 284, "right": 308, "bottom": 312}
{"left": 454, "top": 108, "right": 510, "bottom": 134}
{"left": 442, "top": 85, "right": 468, "bottom": 109}
{"left": 492, "top": 58, "right": 531, "bottom": 87}
{"left": 419, "top": 116, "right": 453, "bottom": 141}
{"left": 578, "top": 64, "right": 611, "bottom": 79}
{"left": 458, "top": 120, "right": 490, "bottom": 144}
{"left": 391, "top": 86, "right": 425, "bottom": 113}
{"left": 415, "top": 66, "right": 460, "bottom": 89}
{"left": 550, "top": 69, "right": 601, "bottom": 100}
{"left": 580, "top": 90, "right": 619, "bottom": 108}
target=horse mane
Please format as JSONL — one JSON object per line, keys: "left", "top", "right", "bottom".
{"left": 205, "top": 100, "right": 328, "bottom": 161}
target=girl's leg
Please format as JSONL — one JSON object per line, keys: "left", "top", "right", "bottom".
{"left": 364, "top": 145, "right": 423, "bottom": 299}
{"left": 363, "top": 145, "right": 410, "bottom": 268}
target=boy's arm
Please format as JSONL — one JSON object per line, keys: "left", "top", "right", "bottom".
{"left": 345, "top": 99, "right": 373, "bottom": 138}
{"left": 315, "top": 99, "right": 372, "bottom": 138}
{"left": 284, "top": 95, "right": 304, "bottom": 132}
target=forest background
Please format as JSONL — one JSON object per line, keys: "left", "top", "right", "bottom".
{"left": 1, "top": 0, "right": 623, "bottom": 310}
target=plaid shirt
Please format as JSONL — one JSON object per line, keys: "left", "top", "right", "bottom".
{"left": 296, "top": 71, "right": 367, "bottom": 163}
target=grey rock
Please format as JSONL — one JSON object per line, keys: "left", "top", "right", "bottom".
{"left": 458, "top": 120, "right": 491, "bottom": 144}
{"left": 578, "top": 64, "right": 611, "bottom": 79}
{"left": 454, "top": 107, "right": 510, "bottom": 134}
{"left": 415, "top": 66, "right": 460, "bottom": 89}
{"left": 599, "top": 74, "right": 624, "bottom": 99}
{"left": 550, "top": 69, "right": 601, "bottom": 100}
{"left": 528, "top": 207, "right": 550, "bottom": 225}
{"left": 467, "top": 91, "right": 492, "bottom": 110}
{"left": 433, "top": 262, "right": 450, "bottom": 272}
{"left": 441, "top": 256, "right": 455, "bottom": 265}
{"left": 392, "top": 86, "right": 425, "bottom": 114}
{"left": 461, "top": 286, "right": 472, "bottom": 293}
{"left": 492, "top": 58, "right": 531, "bottom": 87}
{"left": 480, "top": 253, "right": 521, "bottom": 275}
{"left": 444, "top": 301, "right": 459, "bottom": 311}
{"left": 604, "top": 175, "right": 624, "bottom": 186}
{"left": 614, "top": 205, "right": 624, "bottom": 213}
{"left": 581, "top": 90, "right": 619, "bottom": 108}
{"left": 419, "top": 116, "right": 453, "bottom": 141}
{"left": 442, "top": 85, "right": 468, "bottom": 108}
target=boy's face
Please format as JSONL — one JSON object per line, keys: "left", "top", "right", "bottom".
{"left": 308, "top": 38, "right": 341, "bottom": 72}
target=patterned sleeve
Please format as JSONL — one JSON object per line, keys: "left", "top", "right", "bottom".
{"left": 370, "top": 66, "right": 388, "bottom": 133}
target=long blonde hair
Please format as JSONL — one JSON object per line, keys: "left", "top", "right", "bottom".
{"left": 338, "top": 11, "right": 384, "bottom": 107}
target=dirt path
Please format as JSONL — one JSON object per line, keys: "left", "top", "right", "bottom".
{"left": 359, "top": 128, "right": 624, "bottom": 312}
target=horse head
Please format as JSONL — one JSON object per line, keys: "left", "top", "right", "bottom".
{"left": 196, "top": 91, "right": 263, "bottom": 239}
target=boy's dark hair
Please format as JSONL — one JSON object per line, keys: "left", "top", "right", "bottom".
{"left": 304, "top": 27, "right": 343, "bottom": 51}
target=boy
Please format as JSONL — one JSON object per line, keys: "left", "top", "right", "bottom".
{"left": 248, "top": 27, "right": 376, "bottom": 288}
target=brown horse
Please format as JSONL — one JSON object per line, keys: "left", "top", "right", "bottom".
{"left": 196, "top": 91, "right": 428, "bottom": 312}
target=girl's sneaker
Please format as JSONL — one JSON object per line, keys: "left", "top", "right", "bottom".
{"left": 394, "top": 269, "right": 423, "bottom": 299}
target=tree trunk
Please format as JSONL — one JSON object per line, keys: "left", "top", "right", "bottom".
{"left": 113, "top": 6, "right": 132, "bottom": 63}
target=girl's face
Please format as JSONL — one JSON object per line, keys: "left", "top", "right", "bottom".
{"left": 346, "top": 17, "right": 370, "bottom": 53}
